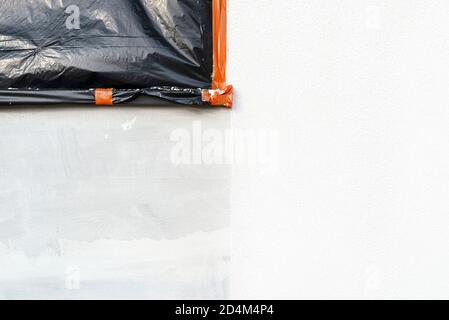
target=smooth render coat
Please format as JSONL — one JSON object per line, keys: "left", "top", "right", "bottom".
{"left": 0, "top": 107, "right": 230, "bottom": 299}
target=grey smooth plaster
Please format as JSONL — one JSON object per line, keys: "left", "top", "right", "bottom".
{"left": 0, "top": 106, "right": 231, "bottom": 299}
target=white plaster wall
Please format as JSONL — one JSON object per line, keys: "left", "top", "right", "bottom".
{"left": 229, "top": 0, "right": 449, "bottom": 299}
{"left": 3, "top": 0, "right": 449, "bottom": 299}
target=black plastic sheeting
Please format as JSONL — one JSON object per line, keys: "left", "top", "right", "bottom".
{"left": 0, "top": 0, "right": 213, "bottom": 106}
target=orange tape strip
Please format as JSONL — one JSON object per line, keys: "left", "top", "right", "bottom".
{"left": 212, "top": 0, "right": 227, "bottom": 90}
{"left": 207, "top": 0, "right": 233, "bottom": 108}
{"left": 202, "top": 84, "right": 233, "bottom": 108}
{"left": 95, "top": 88, "right": 113, "bottom": 105}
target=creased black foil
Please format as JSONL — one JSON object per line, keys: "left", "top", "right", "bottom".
{"left": 0, "top": 0, "right": 213, "bottom": 105}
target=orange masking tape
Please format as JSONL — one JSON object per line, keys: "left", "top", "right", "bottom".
{"left": 212, "top": 0, "right": 227, "bottom": 89}
{"left": 95, "top": 88, "right": 113, "bottom": 105}
{"left": 202, "top": 84, "right": 233, "bottom": 108}
{"left": 208, "top": 0, "right": 233, "bottom": 107}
